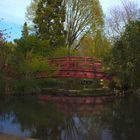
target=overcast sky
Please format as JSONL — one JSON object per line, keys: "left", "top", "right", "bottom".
{"left": 0, "top": 0, "right": 139, "bottom": 41}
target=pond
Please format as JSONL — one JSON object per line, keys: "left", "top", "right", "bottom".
{"left": 0, "top": 95, "right": 140, "bottom": 140}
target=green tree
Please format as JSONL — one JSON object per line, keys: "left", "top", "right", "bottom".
{"left": 21, "top": 22, "right": 29, "bottom": 39}
{"left": 12, "top": 32, "right": 57, "bottom": 93}
{"left": 33, "top": 0, "right": 65, "bottom": 48}
{"left": 14, "top": 36, "right": 54, "bottom": 80}
{"left": 26, "top": 0, "right": 40, "bottom": 21}
{"left": 0, "top": 30, "right": 15, "bottom": 93}
{"left": 80, "top": 33, "right": 111, "bottom": 59}
{"left": 78, "top": 0, "right": 107, "bottom": 58}
{"left": 26, "top": 0, "right": 104, "bottom": 50}
{"left": 111, "top": 20, "right": 140, "bottom": 89}
{"left": 64, "top": 0, "right": 103, "bottom": 48}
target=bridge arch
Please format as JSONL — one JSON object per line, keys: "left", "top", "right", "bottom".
{"left": 36, "top": 56, "right": 111, "bottom": 80}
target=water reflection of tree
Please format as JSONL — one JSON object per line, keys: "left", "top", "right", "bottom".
{"left": 101, "top": 95, "right": 140, "bottom": 140}
{"left": 13, "top": 98, "right": 64, "bottom": 139}
{"left": 1, "top": 96, "right": 140, "bottom": 140}
{"left": 4, "top": 96, "right": 140, "bottom": 140}
{"left": 0, "top": 97, "right": 108, "bottom": 140}
{"left": 62, "top": 116, "right": 102, "bottom": 140}
{"left": 0, "top": 97, "right": 64, "bottom": 139}
{"left": 56, "top": 104, "right": 107, "bottom": 140}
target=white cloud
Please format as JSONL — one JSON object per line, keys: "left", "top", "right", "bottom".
{"left": 0, "top": 0, "right": 31, "bottom": 25}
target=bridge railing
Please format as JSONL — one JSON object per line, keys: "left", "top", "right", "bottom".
{"left": 35, "top": 56, "right": 111, "bottom": 80}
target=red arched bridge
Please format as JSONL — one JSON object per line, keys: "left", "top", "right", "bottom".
{"left": 36, "top": 56, "right": 111, "bottom": 80}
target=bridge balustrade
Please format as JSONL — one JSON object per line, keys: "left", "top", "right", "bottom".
{"left": 36, "top": 56, "right": 111, "bottom": 80}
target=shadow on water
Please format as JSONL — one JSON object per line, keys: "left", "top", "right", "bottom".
{"left": 0, "top": 95, "right": 140, "bottom": 140}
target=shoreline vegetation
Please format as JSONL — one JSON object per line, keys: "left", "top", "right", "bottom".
{"left": 0, "top": 78, "right": 124, "bottom": 96}
{"left": 0, "top": 84, "right": 131, "bottom": 97}
{"left": 0, "top": 77, "right": 138, "bottom": 97}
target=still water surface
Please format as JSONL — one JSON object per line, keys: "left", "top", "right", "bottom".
{"left": 0, "top": 95, "right": 140, "bottom": 140}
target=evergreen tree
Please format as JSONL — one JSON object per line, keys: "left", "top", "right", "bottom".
{"left": 21, "top": 22, "right": 29, "bottom": 39}
{"left": 33, "top": 0, "right": 65, "bottom": 47}
{"left": 26, "top": 0, "right": 105, "bottom": 49}
{"left": 112, "top": 20, "right": 140, "bottom": 89}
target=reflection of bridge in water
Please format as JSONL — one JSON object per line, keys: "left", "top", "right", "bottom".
{"left": 36, "top": 56, "right": 111, "bottom": 80}
{"left": 40, "top": 95, "right": 114, "bottom": 116}
{"left": 40, "top": 98, "right": 112, "bottom": 140}
{"left": 54, "top": 102, "right": 107, "bottom": 116}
